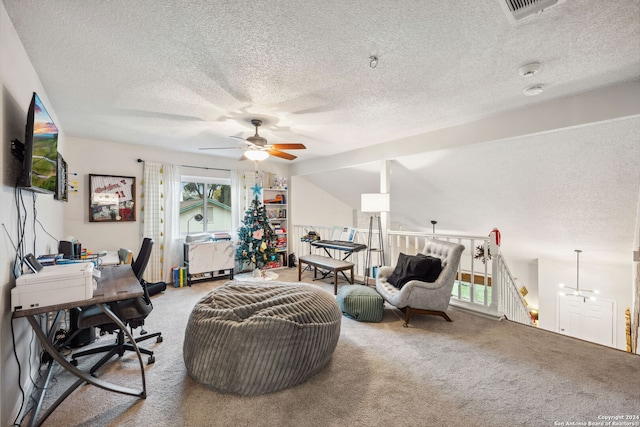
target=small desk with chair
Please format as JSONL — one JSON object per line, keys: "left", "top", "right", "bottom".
{"left": 12, "top": 264, "right": 148, "bottom": 427}
{"left": 12, "top": 237, "right": 162, "bottom": 427}
{"left": 71, "top": 238, "right": 163, "bottom": 370}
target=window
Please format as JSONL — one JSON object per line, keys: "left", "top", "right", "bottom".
{"left": 180, "top": 174, "right": 232, "bottom": 235}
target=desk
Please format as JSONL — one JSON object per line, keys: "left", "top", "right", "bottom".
{"left": 13, "top": 265, "right": 146, "bottom": 427}
{"left": 97, "top": 251, "right": 120, "bottom": 266}
{"left": 51, "top": 251, "right": 120, "bottom": 267}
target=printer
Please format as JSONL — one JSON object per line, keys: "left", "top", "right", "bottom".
{"left": 12, "top": 262, "right": 96, "bottom": 311}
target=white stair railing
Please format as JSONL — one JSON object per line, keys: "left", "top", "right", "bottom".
{"left": 290, "top": 225, "right": 533, "bottom": 325}
{"left": 494, "top": 254, "right": 534, "bottom": 325}
{"left": 387, "top": 231, "right": 496, "bottom": 313}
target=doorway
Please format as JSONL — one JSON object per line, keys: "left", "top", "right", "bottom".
{"left": 557, "top": 294, "right": 615, "bottom": 347}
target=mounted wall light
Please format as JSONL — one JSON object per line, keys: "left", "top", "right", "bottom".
{"left": 369, "top": 55, "right": 378, "bottom": 68}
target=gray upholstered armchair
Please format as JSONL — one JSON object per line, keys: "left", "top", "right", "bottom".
{"left": 376, "top": 239, "right": 465, "bottom": 327}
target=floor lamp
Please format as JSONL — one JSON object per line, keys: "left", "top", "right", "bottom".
{"left": 361, "top": 193, "right": 390, "bottom": 286}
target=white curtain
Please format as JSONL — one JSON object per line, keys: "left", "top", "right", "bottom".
{"left": 141, "top": 161, "right": 181, "bottom": 283}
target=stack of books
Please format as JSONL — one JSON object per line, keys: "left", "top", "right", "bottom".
{"left": 36, "top": 254, "right": 64, "bottom": 266}
{"left": 172, "top": 266, "right": 187, "bottom": 287}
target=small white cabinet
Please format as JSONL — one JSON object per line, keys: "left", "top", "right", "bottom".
{"left": 183, "top": 240, "right": 234, "bottom": 285}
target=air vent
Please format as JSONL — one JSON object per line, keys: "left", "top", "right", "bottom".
{"left": 499, "top": 0, "right": 566, "bottom": 23}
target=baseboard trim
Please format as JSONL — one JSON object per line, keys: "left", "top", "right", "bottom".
{"left": 449, "top": 300, "right": 505, "bottom": 321}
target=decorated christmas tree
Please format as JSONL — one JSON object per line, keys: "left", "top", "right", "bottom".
{"left": 236, "top": 193, "right": 278, "bottom": 271}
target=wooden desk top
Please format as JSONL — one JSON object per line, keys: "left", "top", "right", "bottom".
{"left": 12, "top": 264, "right": 142, "bottom": 318}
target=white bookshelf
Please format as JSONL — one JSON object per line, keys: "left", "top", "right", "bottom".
{"left": 263, "top": 188, "right": 288, "bottom": 267}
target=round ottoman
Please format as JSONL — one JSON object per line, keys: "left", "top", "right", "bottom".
{"left": 337, "top": 285, "right": 384, "bottom": 322}
{"left": 183, "top": 281, "right": 341, "bottom": 395}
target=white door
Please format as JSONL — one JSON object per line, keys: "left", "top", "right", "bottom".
{"left": 557, "top": 295, "right": 614, "bottom": 347}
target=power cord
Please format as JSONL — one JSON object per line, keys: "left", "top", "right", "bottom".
{"left": 35, "top": 217, "right": 59, "bottom": 247}
{"left": 10, "top": 316, "right": 26, "bottom": 427}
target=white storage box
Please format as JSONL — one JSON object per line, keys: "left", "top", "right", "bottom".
{"left": 12, "top": 262, "right": 96, "bottom": 311}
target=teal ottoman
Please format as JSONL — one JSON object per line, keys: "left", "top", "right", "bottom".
{"left": 337, "top": 285, "right": 384, "bottom": 322}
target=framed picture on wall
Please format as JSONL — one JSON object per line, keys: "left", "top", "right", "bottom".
{"left": 89, "top": 174, "right": 136, "bottom": 222}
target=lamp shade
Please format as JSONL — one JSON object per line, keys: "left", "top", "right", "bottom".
{"left": 244, "top": 150, "right": 269, "bottom": 161}
{"left": 361, "top": 193, "right": 390, "bottom": 213}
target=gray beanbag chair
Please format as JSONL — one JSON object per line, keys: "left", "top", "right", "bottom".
{"left": 183, "top": 281, "right": 341, "bottom": 395}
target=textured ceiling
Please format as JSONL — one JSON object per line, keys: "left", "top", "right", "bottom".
{"left": 3, "top": 1, "right": 640, "bottom": 265}
{"left": 3, "top": 0, "right": 639, "bottom": 161}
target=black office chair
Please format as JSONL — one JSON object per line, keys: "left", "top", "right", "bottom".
{"left": 70, "top": 238, "right": 163, "bottom": 373}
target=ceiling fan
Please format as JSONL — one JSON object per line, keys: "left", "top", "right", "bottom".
{"left": 200, "top": 119, "right": 306, "bottom": 161}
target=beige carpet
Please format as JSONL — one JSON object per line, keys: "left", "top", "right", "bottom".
{"left": 27, "top": 268, "right": 639, "bottom": 427}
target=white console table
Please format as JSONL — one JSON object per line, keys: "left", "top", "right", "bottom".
{"left": 183, "top": 240, "right": 235, "bottom": 285}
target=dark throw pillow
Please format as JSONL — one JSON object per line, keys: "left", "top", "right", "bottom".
{"left": 387, "top": 253, "right": 442, "bottom": 289}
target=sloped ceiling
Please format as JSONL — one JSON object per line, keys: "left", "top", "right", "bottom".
{"left": 302, "top": 116, "right": 640, "bottom": 264}
{"left": 3, "top": 0, "right": 640, "bottom": 264}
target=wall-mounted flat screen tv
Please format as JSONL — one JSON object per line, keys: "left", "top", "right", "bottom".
{"left": 17, "top": 92, "right": 58, "bottom": 194}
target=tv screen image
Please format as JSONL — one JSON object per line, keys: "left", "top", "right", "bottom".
{"left": 19, "top": 92, "right": 58, "bottom": 193}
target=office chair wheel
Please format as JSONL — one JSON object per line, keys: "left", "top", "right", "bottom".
{"left": 157, "top": 336, "right": 163, "bottom": 343}
{"left": 148, "top": 355, "right": 155, "bottom": 364}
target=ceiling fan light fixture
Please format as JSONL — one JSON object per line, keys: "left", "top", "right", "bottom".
{"left": 244, "top": 150, "right": 269, "bottom": 161}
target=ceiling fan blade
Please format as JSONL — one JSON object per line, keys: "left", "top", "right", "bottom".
{"left": 268, "top": 149, "right": 297, "bottom": 161}
{"left": 199, "top": 146, "right": 241, "bottom": 150}
{"left": 230, "top": 135, "right": 247, "bottom": 141}
{"left": 268, "top": 143, "right": 306, "bottom": 150}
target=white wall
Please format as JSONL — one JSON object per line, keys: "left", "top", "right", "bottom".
{"left": 538, "top": 257, "right": 632, "bottom": 351}
{"left": 0, "top": 3, "right": 65, "bottom": 424}
{"left": 508, "top": 259, "right": 540, "bottom": 309}
{"left": 290, "top": 175, "right": 354, "bottom": 229}
{"left": 64, "top": 135, "right": 289, "bottom": 253}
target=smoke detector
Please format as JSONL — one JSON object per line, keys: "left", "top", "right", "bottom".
{"left": 523, "top": 85, "right": 544, "bottom": 96}
{"left": 498, "top": 0, "right": 566, "bottom": 24}
{"left": 519, "top": 62, "right": 541, "bottom": 77}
